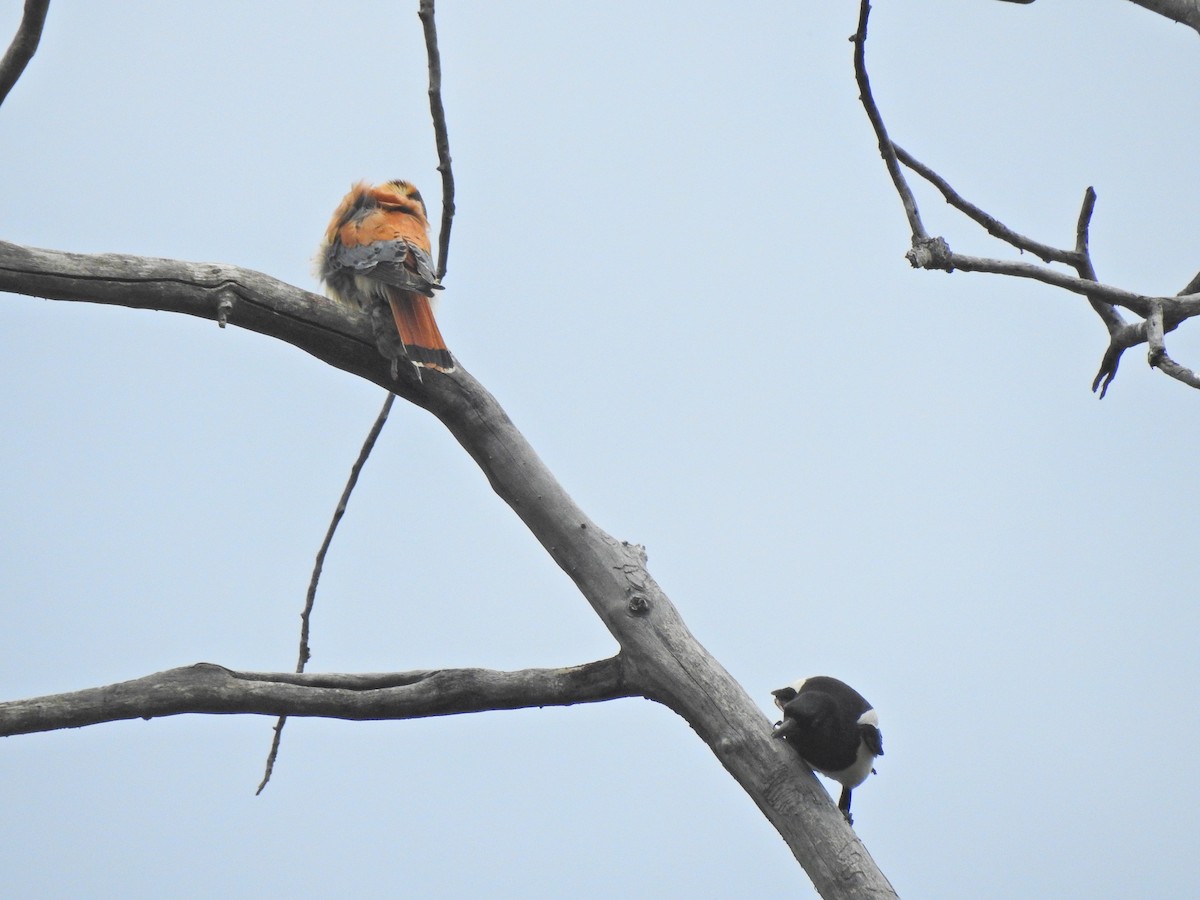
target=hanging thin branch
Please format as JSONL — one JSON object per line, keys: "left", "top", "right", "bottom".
{"left": 256, "top": 392, "right": 396, "bottom": 794}
{"left": 258, "top": 1, "right": 464, "bottom": 792}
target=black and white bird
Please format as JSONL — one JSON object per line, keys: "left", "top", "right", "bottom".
{"left": 771, "top": 676, "right": 883, "bottom": 825}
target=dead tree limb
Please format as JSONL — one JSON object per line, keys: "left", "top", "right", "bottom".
{"left": 0, "top": 659, "right": 635, "bottom": 736}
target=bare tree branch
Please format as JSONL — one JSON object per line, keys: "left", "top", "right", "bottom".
{"left": 893, "top": 144, "right": 1076, "bottom": 266}
{"left": 0, "top": 239, "right": 897, "bottom": 899}
{"left": 902, "top": 247, "right": 1200, "bottom": 322}
{"left": 853, "top": 0, "right": 1200, "bottom": 397}
{"left": 1069, "top": 188, "right": 1129, "bottom": 333}
{"left": 851, "top": 3, "right": 927, "bottom": 243}
{"left": 0, "top": 658, "right": 635, "bottom": 737}
{"left": 419, "top": 0, "right": 455, "bottom": 281}
{"left": 1146, "top": 301, "right": 1200, "bottom": 388}
{"left": 894, "top": 147, "right": 1130, "bottom": 349}
{"left": 0, "top": 0, "right": 49, "bottom": 107}
{"left": 257, "top": 392, "right": 397, "bottom": 793}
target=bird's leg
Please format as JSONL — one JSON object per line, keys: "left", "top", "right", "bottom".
{"left": 367, "top": 302, "right": 420, "bottom": 383}
{"left": 838, "top": 787, "right": 854, "bottom": 826}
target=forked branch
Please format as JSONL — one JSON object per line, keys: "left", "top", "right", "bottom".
{"left": 853, "top": 0, "right": 1200, "bottom": 397}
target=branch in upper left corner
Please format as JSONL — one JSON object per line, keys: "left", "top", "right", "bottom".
{"left": 0, "top": 0, "right": 51, "bottom": 106}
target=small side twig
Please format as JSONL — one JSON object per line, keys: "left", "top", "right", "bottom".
{"left": 256, "top": 393, "right": 396, "bottom": 794}
{"left": 418, "top": 0, "right": 455, "bottom": 281}
{"left": 0, "top": 0, "right": 50, "bottom": 107}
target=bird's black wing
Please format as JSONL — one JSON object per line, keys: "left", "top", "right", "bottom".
{"left": 860, "top": 722, "right": 883, "bottom": 757}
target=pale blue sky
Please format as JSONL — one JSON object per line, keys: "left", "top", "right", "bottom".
{"left": 2, "top": 2, "right": 1198, "bottom": 897}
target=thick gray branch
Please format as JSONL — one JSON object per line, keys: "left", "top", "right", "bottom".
{"left": 0, "top": 658, "right": 634, "bottom": 736}
{"left": 1125, "top": 0, "right": 1200, "bottom": 33}
{"left": 0, "top": 240, "right": 417, "bottom": 396}
{"left": 0, "top": 241, "right": 896, "bottom": 898}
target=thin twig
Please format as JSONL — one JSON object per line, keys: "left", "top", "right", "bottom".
{"left": 0, "top": 0, "right": 50, "bottom": 107}
{"left": 418, "top": 0, "right": 455, "bottom": 281}
{"left": 256, "top": 392, "right": 396, "bottom": 794}
{"left": 296, "top": 393, "right": 396, "bottom": 672}
{"left": 852, "top": 1, "right": 927, "bottom": 242}
{"left": 1178, "top": 270, "right": 1200, "bottom": 297}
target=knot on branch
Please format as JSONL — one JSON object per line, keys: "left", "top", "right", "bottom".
{"left": 906, "top": 236, "right": 953, "bottom": 271}
{"left": 216, "top": 295, "right": 234, "bottom": 328}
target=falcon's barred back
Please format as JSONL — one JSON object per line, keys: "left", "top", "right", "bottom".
{"left": 319, "top": 180, "right": 454, "bottom": 375}
{"left": 771, "top": 675, "right": 883, "bottom": 826}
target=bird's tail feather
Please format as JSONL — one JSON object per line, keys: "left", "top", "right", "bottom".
{"left": 385, "top": 288, "right": 455, "bottom": 373}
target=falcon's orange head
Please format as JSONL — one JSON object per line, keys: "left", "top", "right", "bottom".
{"left": 322, "top": 180, "right": 433, "bottom": 256}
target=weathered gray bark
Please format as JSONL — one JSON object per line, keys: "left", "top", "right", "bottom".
{"left": 1125, "top": 0, "right": 1200, "bottom": 34}
{"left": 0, "top": 660, "right": 635, "bottom": 734}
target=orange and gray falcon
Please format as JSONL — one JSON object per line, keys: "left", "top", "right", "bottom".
{"left": 319, "top": 180, "right": 454, "bottom": 375}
